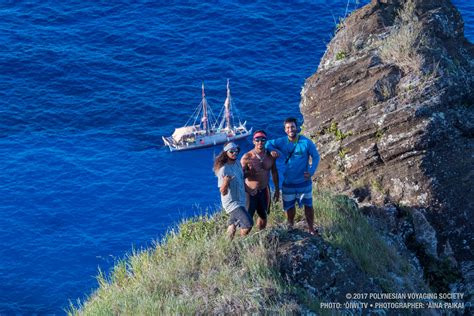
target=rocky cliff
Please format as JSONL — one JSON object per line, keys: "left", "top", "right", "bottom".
{"left": 300, "top": 0, "right": 473, "bottom": 303}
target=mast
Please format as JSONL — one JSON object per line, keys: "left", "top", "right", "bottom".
{"left": 201, "top": 82, "right": 209, "bottom": 134}
{"left": 224, "top": 79, "right": 231, "bottom": 130}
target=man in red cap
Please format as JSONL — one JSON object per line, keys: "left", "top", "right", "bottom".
{"left": 241, "top": 130, "right": 280, "bottom": 230}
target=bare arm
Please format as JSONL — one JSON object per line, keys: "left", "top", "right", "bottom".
{"left": 219, "top": 175, "right": 233, "bottom": 195}
{"left": 241, "top": 153, "right": 252, "bottom": 178}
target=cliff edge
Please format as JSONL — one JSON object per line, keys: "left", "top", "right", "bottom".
{"left": 300, "top": 0, "right": 473, "bottom": 303}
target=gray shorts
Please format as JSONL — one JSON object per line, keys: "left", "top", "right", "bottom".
{"left": 228, "top": 206, "right": 253, "bottom": 229}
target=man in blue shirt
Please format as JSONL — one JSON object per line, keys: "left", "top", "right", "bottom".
{"left": 266, "top": 117, "right": 320, "bottom": 235}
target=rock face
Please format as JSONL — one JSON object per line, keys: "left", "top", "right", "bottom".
{"left": 300, "top": 0, "right": 473, "bottom": 298}
{"left": 275, "top": 220, "right": 429, "bottom": 313}
{"left": 277, "top": 225, "right": 382, "bottom": 303}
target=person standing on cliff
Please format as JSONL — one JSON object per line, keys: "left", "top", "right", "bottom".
{"left": 214, "top": 142, "right": 253, "bottom": 238}
{"left": 265, "top": 117, "right": 320, "bottom": 235}
{"left": 240, "top": 130, "right": 280, "bottom": 230}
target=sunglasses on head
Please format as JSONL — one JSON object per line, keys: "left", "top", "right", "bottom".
{"left": 254, "top": 137, "right": 267, "bottom": 142}
{"left": 228, "top": 149, "right": 240, "bottom": 154}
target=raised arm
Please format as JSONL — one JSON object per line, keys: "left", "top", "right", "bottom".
{"left": 217, "top": 166, "right": 233, "bottom": 195}
{"left": 219, "top": 175, "right": 233, "bottom": 195}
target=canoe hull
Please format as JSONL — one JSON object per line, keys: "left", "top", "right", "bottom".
{"left": 162, "top": 129, "right": 252, "bottom": 152}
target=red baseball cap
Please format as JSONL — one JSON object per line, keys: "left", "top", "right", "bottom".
{"left": 253, "top": 131, "right": 267, "bottom": 139}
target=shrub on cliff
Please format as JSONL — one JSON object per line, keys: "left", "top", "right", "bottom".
{"left": 380, "top": 0, "right": 425, "bottom": 73}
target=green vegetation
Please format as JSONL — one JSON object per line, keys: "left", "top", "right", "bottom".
{"left": 69, "top": 212, "right": 297, "bottom": 315}
{"left": 335, "top": 50, "right": 347, "bottom": 61}
{"left": 371, "top": 179, "right": 386, "bottom": 194}
{"left": 312, "top": 192, "right": 410, "bottom": 287}
{"left": 375, "top": 129, "right": 385, "bottom": 141}
{"left": 326, "top": 122, "right": 353, "bottom": 141}
{"left": 69, "top": 190, "right": 414, "bottom": 315}
{"left": 335, "top": 16, "right": 345, "bottom": 31}
{"left": 338, "top": 147, "right": 349, "bottom": 159}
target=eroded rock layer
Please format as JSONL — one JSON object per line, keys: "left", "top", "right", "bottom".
{"left": 300, "top": 0, "right": 473, "bottom": 294}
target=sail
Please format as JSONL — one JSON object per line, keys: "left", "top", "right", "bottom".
{"left": 219, "top": 79, "right": 232, "bottom": 130}
{"left": 163, "top": 80, "right": 252, "bottom": 151}
{"left": 172, "top": 125, "right": 199, "bottom": 142}
{"left": 225, "top": 79, "right": 231, "bottom": 130}
{"left": 201, "top": 82, "right": 209, "bottom": 134}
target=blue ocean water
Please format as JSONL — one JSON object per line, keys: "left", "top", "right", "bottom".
{"left": 0, "top": 0, "right": 472, "bottom": 314}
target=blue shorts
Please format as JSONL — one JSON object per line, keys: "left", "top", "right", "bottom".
{"left": 282, "top": 181, "right": 313, "bottom": 211}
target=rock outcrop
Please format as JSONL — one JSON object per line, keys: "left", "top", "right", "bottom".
{"left": 277, "top": 224, "right": 383, "bottom": 303}
{"left": 300, "top": 0, "right": 473, "bottom": 304}
{"left": 275, "top": 220, "right": 427, "bottom": 302}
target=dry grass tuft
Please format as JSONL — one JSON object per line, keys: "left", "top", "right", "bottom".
{"left": 380, "top": 0, "right": 426, "bottom": 74}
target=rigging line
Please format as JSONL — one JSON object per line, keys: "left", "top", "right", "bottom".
{"left": 206, "top": 100, "right": 218, "bottom": 128}
{"left": 193, "top": 101, "right": 204, "bottom": 126}
{"left": 229, "top": 100, "right": 244, "bottom": 125}
{"left": 344, "top": 0, "right": 350, "bottom": 19}
{"left": 185, "top": 101, "right": 202, "bottom": 127}
{"left": 216, "top": 105, "right": 225, "bottom": 126}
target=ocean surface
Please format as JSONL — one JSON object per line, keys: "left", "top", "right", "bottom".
{"left": 0, "top": 0, "right": 472, "bottom": 314}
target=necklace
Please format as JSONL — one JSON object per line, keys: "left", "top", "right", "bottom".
{"left": 253, "top": 150, "right": 264, "bottom": 163}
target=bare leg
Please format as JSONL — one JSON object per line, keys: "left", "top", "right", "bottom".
{"left": 227, "top": 224, "right": 236, "bottom": 239}
{"left": 256, "top": 217, "right": 267, "bottom": 230}
{"left": 286, "top": 207, "right": 296, "bottom": 227}
{"left": 304, "top": 205, "right": 316, "bottom": 235}
{"left": 240, "top": 227, "right": 251, "bottom": 236}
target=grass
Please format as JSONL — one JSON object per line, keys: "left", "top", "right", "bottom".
{"left": 371, "top": 178, "right": 386, "bottom": 195}
{"left": 68, "top": 212, "right": 299, "bottom": 315}
{"left": 312, "top": 192, "right": 409, "bottom": 286}
{"left": 379, "top": 0, "right": 425, "bottom": 74}
{"left": 69, "top": 190, "right": 415, "bottom": 315}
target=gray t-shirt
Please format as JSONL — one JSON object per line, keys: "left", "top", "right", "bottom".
{"left": 217, "top": 161, "right": 246, "bottom": 214}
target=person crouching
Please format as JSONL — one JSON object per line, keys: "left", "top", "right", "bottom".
{"left": 214, "top": 142, "right": 253, "bottom": 238}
